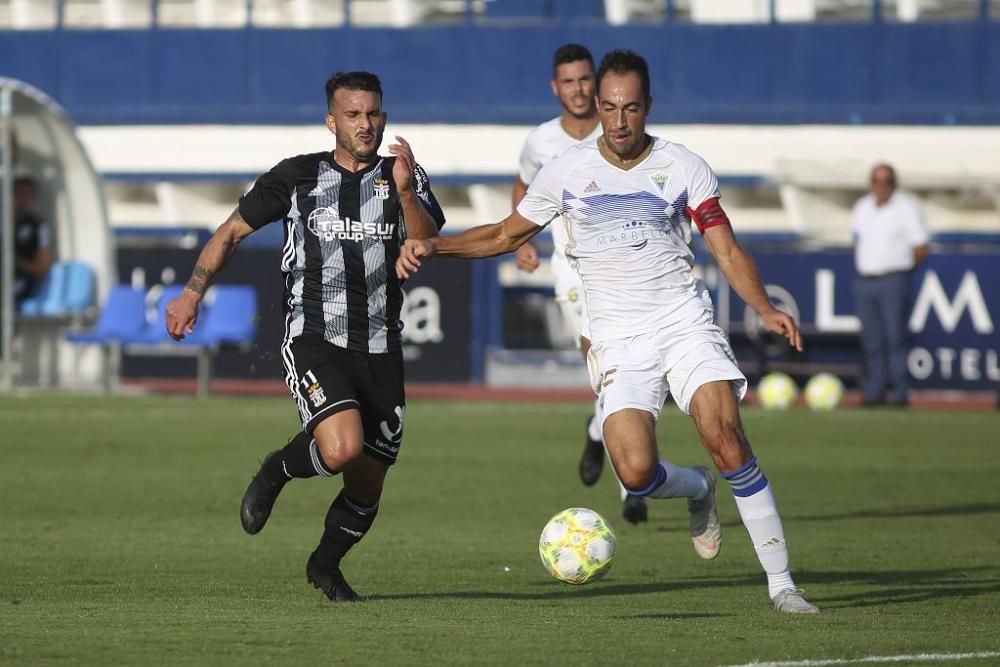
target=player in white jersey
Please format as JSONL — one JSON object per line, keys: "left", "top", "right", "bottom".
{"left": 512, "top": 43, "right": 647, "bottom": 525}
{"left": 397, "top": 50, "right": 819, "bottom": 614}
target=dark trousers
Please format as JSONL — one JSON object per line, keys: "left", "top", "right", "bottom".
{"left": 855, "top": 271, "right": 911, "bottom": 403}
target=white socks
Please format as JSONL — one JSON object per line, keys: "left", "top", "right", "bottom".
{"left": 588, "top": 401, "right": 603, "bottom": 442}
{"left": 634, "top": 460, "right": 710, "bottom": 500}
{"left": 723, "top": 457, "right": 796, "bottom": 598}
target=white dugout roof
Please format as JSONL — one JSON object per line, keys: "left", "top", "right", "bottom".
{"left": 1, "top": 77, "right": 113, "bottom": 389}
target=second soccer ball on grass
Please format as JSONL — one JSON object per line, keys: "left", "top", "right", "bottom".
{"left": 804, "top": 372, "right": 845, "bottom": 410}
{"left": 757, "top": 372, "right": 798, "bottom": 410}
{"left": 538, "top": 508, "right": 616, "bottom": 585}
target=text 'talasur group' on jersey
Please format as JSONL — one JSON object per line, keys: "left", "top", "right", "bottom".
{"left": 307, "top": 207, "right": 396, "bottom": 242}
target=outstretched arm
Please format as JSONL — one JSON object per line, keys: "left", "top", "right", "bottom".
{"left": 510, "top": 176, "right": 540, "bottom": 273}
{"left": 166, "top": 208, "right": 255, "bottom": 340}
{"left": 396, "top": 211, "right": 542, "bottom": 279}
{"left": 703, "top": 223, "right": 803, "bottom": 352}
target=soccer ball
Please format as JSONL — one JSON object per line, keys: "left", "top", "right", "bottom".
{"left": 757, "top": 372, "right": 798, "bottom": 410}
{"left": 804, "top": 372, "right": 845, "bottom": 410}
{"left": 538, "top": 508, "right": 616, "bottom": 585}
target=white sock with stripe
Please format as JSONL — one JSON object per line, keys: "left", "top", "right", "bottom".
{"left": 723, "top": 457, "right": 796, "bottom": 598}
{"left": 629, "top": 460, "right": 709, "bottom": 499}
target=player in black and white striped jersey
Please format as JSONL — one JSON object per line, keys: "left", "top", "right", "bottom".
{"left": 166, "top": 71, "right": 444, "bottom": 602}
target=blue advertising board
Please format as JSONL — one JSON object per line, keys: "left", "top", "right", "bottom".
{"left": 116, "top": 245, "right": 475, "bottom": 383}
{"left": 719, "top": 248, "right": 999, "bottom": 391}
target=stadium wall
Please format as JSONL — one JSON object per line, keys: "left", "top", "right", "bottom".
{"left": 0, "top": 22, "right": 998, "bottom": 125}
{"left": 116, "top": 242, "right": 1000, "bottom": 391}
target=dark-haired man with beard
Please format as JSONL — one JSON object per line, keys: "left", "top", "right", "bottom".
{"left": 167, "top": 71, "right": 444, "bottom": 602}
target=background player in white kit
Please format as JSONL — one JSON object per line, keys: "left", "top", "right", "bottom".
{"left": 513, "top": 44, "right": 648, "bottom": 525}
{"left": 398, "top": 50, "right": 819, "bottom": 614}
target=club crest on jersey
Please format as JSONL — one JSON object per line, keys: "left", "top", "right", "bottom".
{"left": 307, "top": 206, "right": 396, "bottom": 242}
{"left": 308, "top": 384, "right": 326, "bottom": 407}
{"left": 649, "top": 172, "right": 669, "bottom": 194}
{"left": 373, "top": 178, "right": 390, "bottom": 200}
{"left": 300, "top": 371, "right": 327, "bottom": 408}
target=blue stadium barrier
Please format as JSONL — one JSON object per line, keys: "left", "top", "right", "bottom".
{"left": 485, "top": 0, "right": 603, "bottom": 21}
{"left": 2, "top": 21, "right": 998, "bottom": 125}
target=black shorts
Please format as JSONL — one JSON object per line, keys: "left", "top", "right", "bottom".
{"left": 282, "top": 337, "right": 406, "bottom": 465}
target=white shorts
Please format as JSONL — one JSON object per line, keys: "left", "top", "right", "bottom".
{"left": 587, "top": 325, "right": 747, "bottom": 419}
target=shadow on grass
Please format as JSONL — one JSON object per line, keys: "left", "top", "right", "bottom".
{"left": 365, "top": 566, "right": 1000, "bottom": 606}
{"left": 366, "top": 580, "right": 717, "bottom": 602}
{"left": 794, "top": 565, "right": 1000, "bottom": 609}
{"left": 787, "top": 502, "right": 1000, "bottom": 523}
{"left": 615, "top": 612, "right": 732, "bottom": 620}
{"left": 817, "top": 584, "right": 1000, "bottom": 609}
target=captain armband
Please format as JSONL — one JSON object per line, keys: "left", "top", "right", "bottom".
{"left": 686, "top": 197, "right": 731, "bottom": 234}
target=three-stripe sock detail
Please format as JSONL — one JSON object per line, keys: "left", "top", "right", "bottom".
{"left": 722, "top": 455, "right": 769, "bottom": 497}
{"left": 723, "top": 456, "right": 796, "bottom": 598}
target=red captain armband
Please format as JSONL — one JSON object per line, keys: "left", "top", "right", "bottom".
{"left": 686, "top": 197, "right": 731, "bottom": 234}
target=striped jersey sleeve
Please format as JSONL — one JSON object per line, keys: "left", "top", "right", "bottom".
{"left": 239, "top": 157, "right": 297, "bottom": 229}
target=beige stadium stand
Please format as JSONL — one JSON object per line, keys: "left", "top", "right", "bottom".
{"left": 0, "top": 0, "right": 58, "bottom": 28}
{"left": 75, "top": 123, "right": 1000, "bottom": 241}
{"left": 251, "top": 0, "right": 345, "bottom": 27}
{"left": 61, "top": 0, "right": 152, "bottom": 27}
{"left": 156, "top": 0, "right": 248, "bottom": 26}
{"left": 349, "top": 0, "right": 470, "bottom": 27}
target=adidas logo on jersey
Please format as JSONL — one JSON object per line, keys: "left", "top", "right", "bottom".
{"left": 583, "top": 181, "right": 601, "bottom": 193}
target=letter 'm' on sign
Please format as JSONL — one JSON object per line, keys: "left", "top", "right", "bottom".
{"left": 909, "top": 271, "right": 994, "bottom": 334}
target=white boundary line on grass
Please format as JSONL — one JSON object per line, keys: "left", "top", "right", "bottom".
{"left": 719, "top": 651, "right": 1000, "bottom": 667}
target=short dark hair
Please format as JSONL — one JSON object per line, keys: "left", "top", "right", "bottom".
{"left": 13, "top": 175, "right": 37, "bottom": 191}
{"left": 325, "top": 71, "right": 383, "bottom": 109}
{"left": 552, "top": 43, "right": 594, "bottom": 78}
{"left": 870, "top": 163, "right": 897, "bottom": 185}
{"left": 596, "top": 49, "right": 650, "bottom": 100}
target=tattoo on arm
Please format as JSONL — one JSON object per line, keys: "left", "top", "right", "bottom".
{"left": 184, "top": 210, "right": 250, "bottom": 295}
{"left": 186, "top": 266, "right": 213, "bottom": 295}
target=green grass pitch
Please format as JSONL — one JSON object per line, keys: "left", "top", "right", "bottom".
{"left": 1, "top": 395, "right": 998, "bottom": 666}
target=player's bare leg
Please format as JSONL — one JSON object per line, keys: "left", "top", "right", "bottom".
{"left": 602, "top": 409, "right": 713, "bottom": 549}
{"left": 579, "top": 338, "right": 648, "bottom": 523}
{"left": 688, "top": 381, "right": 818, "bottom": 613}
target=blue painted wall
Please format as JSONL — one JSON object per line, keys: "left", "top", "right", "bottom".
{"left": 0, "top": 22, "right": 996, "bottom": 124}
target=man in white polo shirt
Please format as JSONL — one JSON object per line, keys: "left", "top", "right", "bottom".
{"left": 852, "top": 164, "right": 930, "bottom": 407}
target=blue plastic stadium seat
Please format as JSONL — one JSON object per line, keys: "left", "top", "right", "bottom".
{"left": 18, "top": 260, "right": 96, "bottom": 317}
{"left": 181, "top": 285, "right": 258, "bottom": 347}
{"left": 119, "top": 284, "right": 186, "bottom": 345}
{"left": 65, "top": 286, "right": 147, "bottom": 344}
{"left": 18, "top": 261, "right": 66, "bottom": 316}
{"left": 60, "top": 261, "right": 97, "bottom": 314}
